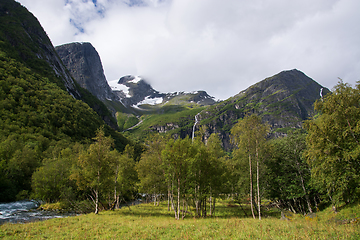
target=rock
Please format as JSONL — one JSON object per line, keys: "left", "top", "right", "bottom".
{"left": 305, "top": 213, "right": 318, "bottom": 221}
{"left": 281, "top": 210, "right": 294, "bottom": 221}
{"left": 55, "top": 42, "right": 118, "bottom": 102}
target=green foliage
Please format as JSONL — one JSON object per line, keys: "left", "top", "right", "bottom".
{"left": 116, "top": 113, "right": 139, "bottom": 131}
{"left": 136, "top": 133, "right": 227, "bottom": 219}
{"left": 304, "top": 81, "right": 360, "bottom": 205}
{"left": 70, "top": 128, "right": 119, "bottom": 213}
{"left": 127, "top": 107, "right": 205, "bottom": 140}
{"left": 136, "top": 134, "right": 168, "bottom": 197}
{"left": 114, "top": 144, "right": 138, "bottom": 203}
{"left": 0, "top": 44, "right": 132, "bottom": 201}
{"left": 230, "top": 114, "right": 270, "bottom": 219}
{"left": 31, "top": 142, "right": 83, "bottom": 202}
{"left": 264, "top": 130, "right": 316, "bottom": 214}
{"left": 0, "top": 50, "right": 109, "bottom": 201}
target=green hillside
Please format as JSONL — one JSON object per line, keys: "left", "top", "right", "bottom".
{"left": 0, "top": 0, "right": 131, "bottom": 202}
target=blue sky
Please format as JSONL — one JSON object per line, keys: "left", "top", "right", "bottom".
{"left": 17, "top": 0, "right": 360, "bottom": 99}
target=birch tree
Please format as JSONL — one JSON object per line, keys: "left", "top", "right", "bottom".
{"left": 136, "top": 134, "right": 167, "bottom": 206}
{"left": 231, "top": 115, "right": 269, "bottom": 219}
{"left": 70, "top": 128, "right": 117, "bottom": 214}
{"left": 162, "top": 137, "right": 195, "bottom": 220}
{"left": 113, "top": 145, "right": 138, "bottom": 209}
{"left": 304, "top": 80, "right": 360, "bottom": 207}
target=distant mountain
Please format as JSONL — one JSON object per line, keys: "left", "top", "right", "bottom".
{"left": 109, "top": 75, "right": 216, "bottom": 109}
{"left": 125, "top": 69, "right": 330, "bottom": 149}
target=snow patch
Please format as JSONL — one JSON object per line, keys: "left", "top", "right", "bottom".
{"left": 136, "top": 96, "right": 163, "bottom": 106}
{"left": 108, "top": 79, "right": 131, "bottom": 97}
{"left": 129, "top": 76, "right": 142, "bottom": 84}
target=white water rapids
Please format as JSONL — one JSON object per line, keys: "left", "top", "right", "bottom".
{"left": 0, "top": 201, "right": 73, "bottom": 224}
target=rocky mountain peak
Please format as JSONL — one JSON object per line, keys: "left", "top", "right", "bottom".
{"left": 55, "top": 42, "right": 118, "bottom": 102}
{"left": 109, "top": 75, "right": 216, "bottom": 109}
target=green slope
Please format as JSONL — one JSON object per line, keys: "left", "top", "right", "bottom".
{"left": 0, "top": 0, "right": 131, "bottom": 202}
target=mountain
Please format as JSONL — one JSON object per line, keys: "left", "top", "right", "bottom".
{"left": 54, "top": 43, "right": 216, "bottom": 117}
{"left": 53, "top": 40, "right": 328, "bottom": 148}
{"left": 197, "top": 69, "right": 330, "bottom": 149}
{"left": 55, "top": 42, "right": 129, "bottom": 126}
{"left": 125, "top": 69, "right": 330, "bottom": 149}
{"left": 109, "top": 75, "right": 216, "bottom": 109}
{"left": 55, "top": 42, "right": 118, "bottom": 102}
{"left": 53, "top": 41, "right": 216, "bottom": 133}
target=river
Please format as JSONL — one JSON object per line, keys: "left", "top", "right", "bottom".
{"left": 0, "top": 200, "right": 73, "bottom": 225}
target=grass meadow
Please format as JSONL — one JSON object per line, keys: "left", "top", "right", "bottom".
{"left": 1, "top": 200, "right": 359, "bottom": 239}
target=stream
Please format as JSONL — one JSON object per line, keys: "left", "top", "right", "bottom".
{"left": 0, "top": 200, "right": 74, "bottom": 225}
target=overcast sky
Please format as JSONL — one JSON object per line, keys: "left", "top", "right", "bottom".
{"left": 17, "top": 0, "right": 360, "bottom": 100}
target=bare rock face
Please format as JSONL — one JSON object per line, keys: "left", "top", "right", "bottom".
{"left": 55, "top": 42, "right": 118, "bottom": 102}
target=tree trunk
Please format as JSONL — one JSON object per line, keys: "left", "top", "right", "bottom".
{"left": 114, "top": 164, "right": 119, "bottom": 209}
{"left": 167, "top": 186, "right": 170, "bottom": 211}
{"left": 295, "top": 157, "right": 313, "bottom": 213}
{"left": 289, "top": 199, "right": 296, "bottom": 213}
{"left": 249, "top": 153, "right": 255, "bottom": 219}
{"left": 209, "top": 189, "right": 212, "bottom": 217}
{"left": 202, "top": 198, "right": 207, "bottom": 218}
{"left": 95, "top": 190, "right": 99, "bottom": 214}
{"left": 212, "top": 197, "right": 216, "bottom": 217}
{"left": 195, "top": 185, "right": 200, "bottom": 217}
{"left": 177, "top": 178, "right": 180, "bottom": 220}
{"left": 170, "top": 181, "right": 177, "bottom": 219}
{"left": 182, "top": 199, "right": 185, "bottom": 219}
{"left": 256, "top": 141, "right": 261, "bottom": 220}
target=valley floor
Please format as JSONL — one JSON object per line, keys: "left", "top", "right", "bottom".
{"left": 0, "top": 200, "right": 359, "bottom": 239}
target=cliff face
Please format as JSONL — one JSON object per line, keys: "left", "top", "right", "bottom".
{"left": 55, "top": 42, "right": 118, "bottom": 102}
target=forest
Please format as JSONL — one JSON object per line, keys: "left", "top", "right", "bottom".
{"left": 2, "top": 48, "right": 358, "bottom": 220}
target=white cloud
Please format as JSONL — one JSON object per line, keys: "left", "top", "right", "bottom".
{"left": 17, "top": 0, "right": 360, "bottom": 99}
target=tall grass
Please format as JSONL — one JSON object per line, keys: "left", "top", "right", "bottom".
{"left": 1, "top": 200, "right": 359, "bottom": 239}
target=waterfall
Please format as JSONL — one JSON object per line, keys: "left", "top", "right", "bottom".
{"left": 192, "top": 113, "right": 200, "bottom": 141}
{"left": 320, "top": 88, "right": 323, "bottom": 101}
